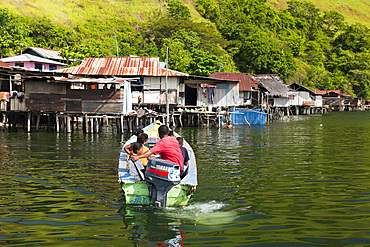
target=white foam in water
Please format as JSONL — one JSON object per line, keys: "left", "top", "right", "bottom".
{"left": 165, "top": 201, "right": 238, "bottom": 225}
{"left": 182, "top": 201, "right": 226, "bottom": 214}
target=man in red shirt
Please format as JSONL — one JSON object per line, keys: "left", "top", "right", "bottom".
{"left": 131, "top": 125, "right": 184, "bottom": 171}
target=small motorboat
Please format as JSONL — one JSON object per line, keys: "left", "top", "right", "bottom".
{"left": 118, "top": 121, "right": 197, "bottom": 208}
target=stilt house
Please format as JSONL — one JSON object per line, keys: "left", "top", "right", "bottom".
{"left": 208, "top": 72, "right": 259, "bottom": 107}
{"left": 251, "top": 74, "right": 290, "bottom": 109}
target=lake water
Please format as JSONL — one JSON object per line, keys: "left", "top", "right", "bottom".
{"left": 1, "top": 111, "right": 370, "bottom": 246}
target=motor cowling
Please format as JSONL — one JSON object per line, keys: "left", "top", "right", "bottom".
{"left": 145, "top": 158, "right": 181, "bottom": 208}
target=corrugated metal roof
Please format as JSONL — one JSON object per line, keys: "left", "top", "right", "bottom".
{"left": 209, "top": 72, "right": 259, "bottom": 91}
{"left": 23, "top": 47, "right": 65, "bottom": 61}
{"left": 315, "top": 90, "right": 341, "bottom": 96}
{"left": 1, "top": 54, "right": 67, "bottom": 66}
{"left": 54, "top": 76, "right": 138, "bottom": 84}
{"left": 57, "top": 57, "right": 189, "bottom": 77}
{"left": 0, "top": 61, "right": 11, "bottom": 68}
{"left": 252, "top": 74, "right": 289, "bottom": 97}
{"left": 289, "top": 83, "right": 316, "bottom": 95}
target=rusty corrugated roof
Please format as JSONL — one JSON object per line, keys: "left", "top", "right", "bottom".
{"left": 0, "top": 61, "right": 11, "bottom": 68}
{"left": 209, "top": 72, "right": 259, "bottom": 91}
{"left": 54, "top": 76, "right": 137, "bottom": 84}
{"left": 57, "top": 57, "right": 188, "bottom": 77}
{"left": 315, "top": 90, "right": 341, "bottom": 96}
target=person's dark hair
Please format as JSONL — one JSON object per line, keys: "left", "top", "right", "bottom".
{"left": 134, "top": 128, "right": 143, "bottom": 136}
{"left": 137, "top": 133, "right": 148, "bottom": 144}
{"left": 169, "top": 130, "right": 174, "bottom": 136}
{"left": 130, "top": 142, "right": 142, "bottom": 154}
{"left": 141, "top": 133, "right": 148, "bottom": 140}
{"left": 176, "top": 137, "right": 183, "bottom": 145}
{"left": 158, "top": 125, "right": 169, "bottom": 138}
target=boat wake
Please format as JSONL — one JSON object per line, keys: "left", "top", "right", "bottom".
{"left": 164, "top": 201, "right": 238, "bottom": 225}
{"left": 178, "top": 201, "right": 227, "bottom": 215}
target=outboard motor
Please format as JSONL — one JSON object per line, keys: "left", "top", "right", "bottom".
{"left": 145, "top": 159, "right": 181, "bottom": 208}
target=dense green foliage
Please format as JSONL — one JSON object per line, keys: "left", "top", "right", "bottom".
{"left": 1, "top": 0, "right": 370, "bottom": 99}
{"left": 0, "top": 9, "right": 28, "bottom": 58}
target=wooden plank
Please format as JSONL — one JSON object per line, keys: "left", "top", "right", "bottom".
{"left": 25, "top": 93, "right": 65, "bottom": 111}
{"left": 81, "top": 101, "right": 123, "bottom": 114}
{"left": 66, "top": 100, "right": 82, "bottom": 112}
{"left": 26, "top": 80, "right": 66, "bottom": 94}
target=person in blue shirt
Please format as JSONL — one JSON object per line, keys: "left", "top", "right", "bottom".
{"left": 177, "top": 137, "right": 189, "bottom": 179}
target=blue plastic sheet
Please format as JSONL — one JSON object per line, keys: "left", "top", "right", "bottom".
{"left": 230, "top": 108, "right": 267, "bottom": 125}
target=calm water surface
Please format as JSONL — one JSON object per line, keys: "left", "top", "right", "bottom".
{"left": 1, "top": 111, "right": 370, "bottom": 246}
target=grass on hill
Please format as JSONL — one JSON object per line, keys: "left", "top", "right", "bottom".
{"left": 268, "top": 0, "right": 370, "bottom": 27}
{"left": 0, "top": 0, "right": 204, "bottom": 26}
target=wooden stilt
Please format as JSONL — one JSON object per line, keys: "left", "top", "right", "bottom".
{"left": 36, "top": 114, "right": 41, "bottom": 132}
{"left": 96, "top": 118, "right": 99, "bottom": 133}
{"left": 47, "top": 114, "right": 51, "bottom": 132}
{"left": 84, "top": 115, "right": 88, "bottom": 133}
{"left": 27, "top": 112, "right": 31, "bottom": 133}
{"left": 90, "top": 117, "right": 93, "bottom": 133}
{"left": 62, "top": 116, "right": 66, "bottom": 132}
{"left": 120, "top": 115, "right": 124, "bottom": 134}
{"left": 7, "top": 114, "right": 11, "bottom": 131}
{"left": 56, "top": 115, "right": 60, "bottom": 133}
{"left": 71, "top": 116, "right": 74, "bottom": 133}
{"left": 66, "top": 114, "right": 71, "bottom": 133}
{"left": 82, "top": 115, "right": 86, "bottom": 133}
{"left": 129, "top": 117, "right": 133, "bottom": 132}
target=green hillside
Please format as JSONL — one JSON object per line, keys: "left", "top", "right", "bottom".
{"left": 2, "top": 0, "right": 370, "bottom": 27}
{"left": 268, "top": 0, "right": 370, "bottom": 27}
{"left": 1, "top": 0, "right": 370, "bottom": 99}
{"left": 0, "top": 0, "right": 206, "bottom": 26}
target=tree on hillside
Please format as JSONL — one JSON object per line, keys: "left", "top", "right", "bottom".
{"left": 0, "top": 9, "right": 28, "bottom": 58}
{"left": 166, "top": 0, "right": 191, "bottom": 20}
{"left": 235, "top": 30, "right": 296, "bottom": 78}
{"left": 332, "top": 24, "right": 370, "bottom": 53}
{"left": 159, "top": 29, "right": 231, "bottom": 76}
{"left": 28, "top": 18, "right": 80, "bottom": 49}
{"left": 147, "top": 16, "right": 234, "bottom": 75}
{"left": 322, "top": 11, "right": 345, "bottom": 38}
{"left": 61, "top": 40, "right": 104, "bottom": 66}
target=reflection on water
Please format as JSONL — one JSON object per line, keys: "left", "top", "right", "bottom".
{"left": 1, "top": 111, "right": 370, "bottom": 246}
{"left": 119, "top": 205, "right": 185, "bottom": 246}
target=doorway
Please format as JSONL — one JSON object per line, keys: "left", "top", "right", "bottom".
{"left": 185, "top": 85, "right": 197, "bottom": 106}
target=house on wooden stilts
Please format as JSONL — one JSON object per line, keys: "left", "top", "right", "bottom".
{"left": 288, "top": 83, "right": 324, "bottom": 115}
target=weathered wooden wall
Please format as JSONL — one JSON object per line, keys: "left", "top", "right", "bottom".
{"left": 24, "top": 79, "right": 124, "bottom": 114}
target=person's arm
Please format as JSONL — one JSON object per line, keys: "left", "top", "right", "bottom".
{"left": 124, "top": 144, "right": 131, "bottom": 154}
{"left": 184, "top": 149, "right": 190, "bottom": 166}
{"left": 131, "top": 149, "right": 154, "bottom": 162}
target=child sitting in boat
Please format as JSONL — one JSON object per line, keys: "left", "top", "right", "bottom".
{"left": 124, "top": 133, "right": 149, "bottom": 167}
{"left": 131, "top": 125, "right": 184, "bottom": 175}
{"left": 127, "top": 142, "right": 146, "bottom": 181}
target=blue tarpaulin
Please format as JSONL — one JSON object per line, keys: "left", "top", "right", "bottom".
{"left": 230, "top": 108, "right": 267, "bottom": 125}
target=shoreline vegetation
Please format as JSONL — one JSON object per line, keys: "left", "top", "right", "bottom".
{"left": 0, "top": 0, "right": 370, "bottom": 100}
